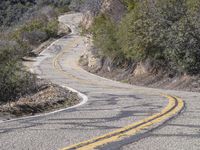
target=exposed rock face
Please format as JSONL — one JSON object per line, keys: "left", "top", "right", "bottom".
{"left": 81, "top": 12, "right": 96, "bottom": 30}
{"left": 81, "top": 0, "right": 126, "bottom": 29}
{"left": 80, "top": 0, "right": 127, "bottom": 73}
{"left": 81, "top": 0, "right": 103, "bottom": 29}
{"left": 100, "top": 0, "right": 126, "bottom": 22}
{"left": 79, "top": 37, "right": 103, "bottom": 72}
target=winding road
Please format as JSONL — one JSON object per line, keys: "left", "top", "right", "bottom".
{"left": 0, "top": 13, "right": 200, "bottom": 150}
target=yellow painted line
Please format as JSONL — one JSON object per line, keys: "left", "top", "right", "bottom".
{"left": 51, "top": 36, "right": 184, "bottom": 150}
{"left": 52, "top": 40, "right": 134, "bottom": 90}
{"left": 52, "top": 40, "right": 97, "bottom": 85}
{"left": 60, "top": 95, "right": 184, "bottom": 150}
{"left": 51, "top": 36, "right": 148, "bottom": 94}
{"left": 51, "top": 33, "right": 184, "bottom": 150}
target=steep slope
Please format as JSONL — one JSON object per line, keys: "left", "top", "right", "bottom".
{"left": 81, "top": 0, "right": 126, "bottom": 29}
{"left": 80, "top": 0, "right": 200, "bottom": 92}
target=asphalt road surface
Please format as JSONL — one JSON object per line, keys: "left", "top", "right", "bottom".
{"left": 0, "top": 13, "right": 200, "bottom": 150}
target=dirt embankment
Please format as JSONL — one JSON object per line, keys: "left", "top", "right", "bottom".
{"left": 0, "top": 79, "right": 80, "bottom": 120}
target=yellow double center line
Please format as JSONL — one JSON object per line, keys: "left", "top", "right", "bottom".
{"left": 51, "top": 36, "right": 184, "bottom": 150}
{"left": 60, "top": 96, "right": 183, "bottom": 150}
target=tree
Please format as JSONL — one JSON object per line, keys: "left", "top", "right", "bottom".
{"left": 91, "top": 14, "right": 121, "bottom": 59}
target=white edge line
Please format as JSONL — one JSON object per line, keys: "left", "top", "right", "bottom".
{"left": 0, "top": 13, "right": 85, "bottom": 124}
{"left": 0, "top": 13, "right": 88, "bottom": 124}
{"left": 0, "top": 86, "right": 88, "bottom": 124}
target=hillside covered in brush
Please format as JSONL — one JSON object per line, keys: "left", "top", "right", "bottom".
{"left": 79, "top": 0, "right": 200, "bottom": 91}
{"left": 0, "top": 0, "right": 73, "bottom": 27}
{"left": 0, "top": 0, "right": 74, "bottom": 103}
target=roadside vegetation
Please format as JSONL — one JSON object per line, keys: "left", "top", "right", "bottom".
{"left": 0, "top": 0, "right": 73, "bottom": 104}
{"left": 90, "top": 0, "right": 200, "bottom": 75}
{"left": 0, "top": 43, "right": 37, "bottom": 103}
{"left": 0, "top": 0, "right": 73, "bottom": 27}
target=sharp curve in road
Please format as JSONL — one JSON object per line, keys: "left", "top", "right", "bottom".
{"left": 0, "top": 13, "right": 200, "bottom": 150}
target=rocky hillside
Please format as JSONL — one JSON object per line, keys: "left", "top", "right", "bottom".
{"left": 80, "top": 0, "right": 200, "bottom": 92}
{"left": 81, "top": 0, "right": 126, "bottom": 29}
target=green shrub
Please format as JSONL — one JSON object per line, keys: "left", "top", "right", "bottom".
{"left": 11, "top": 15, "right": 58, "bottom": 48}
{"left": 91, "top": 0, "right": 200, "bottom": 75}
{"left": 118, "top": 2, "right": 167, "bottom": 62}
{"left": 118, "top": 4, "right": 146, "bottom": 61}
{"left": 0, "top": 45, "right": 36, "bottom": 103}
{"left": 122, "top": 0, "right": 137, "bottom": 11}
{"left": 0, "top": 0, "right": 36, "bottom": 27}
{"left": 0, "top": 0, "right": 72, "bottom": 27}
{"left": 45, "top": 19, "right": 59, "bottom": 37}
{"left": 91, "top": 14, "right": 121, "bottom": 59}
{"left": 148, "top": 0, "right": 200, "bottom": 74}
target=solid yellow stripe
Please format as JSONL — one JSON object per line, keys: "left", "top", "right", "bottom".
{"left": 60, "top": 95, "right": 184, "bottom": 150}
{"left": 52, "top": 33, "right": 184, "bottom": 150}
